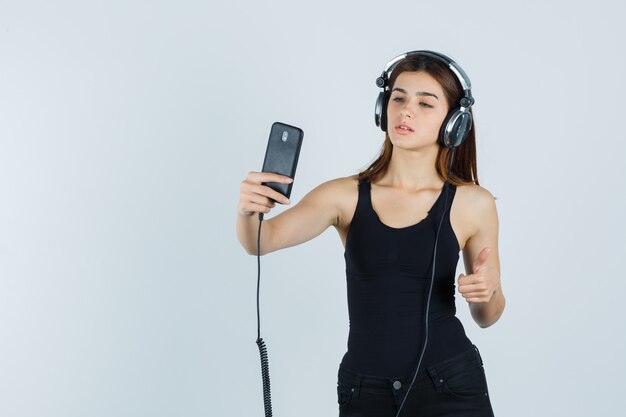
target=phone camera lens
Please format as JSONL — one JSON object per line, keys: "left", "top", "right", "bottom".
{"left": 281, "top": 131, "right": 289, "bottom": 142}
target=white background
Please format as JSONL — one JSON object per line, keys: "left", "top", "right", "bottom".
{"left": 1, "top": 1, "right": 625, "bottom": 416}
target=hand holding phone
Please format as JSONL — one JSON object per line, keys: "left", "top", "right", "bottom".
{"left": 237, "top": 122, "right": 303, "bottom": 218}
{"left": 261, "top": 122, "right": 304, "bottom": 200}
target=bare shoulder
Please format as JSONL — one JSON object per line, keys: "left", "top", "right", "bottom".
{"left": 453, "top": 183, "right": 499, "bottom": 242}
{"left": 304, "top": 175, "right": 358, "bottom": 203}
{"left": 306, "top": 175, "right": 359, "bottom": 229}
{"left": 300, "top": 175, "right": 359, "bottom": 227}
{"left": 455, "top": 183, "right": 497, "bottom": 213}
{"left": 312, "top": 174, "right": 359, "bottom": 193}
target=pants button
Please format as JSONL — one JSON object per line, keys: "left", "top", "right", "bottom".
{"left": 393, "top": 380, "right": 402, "bottom": 390}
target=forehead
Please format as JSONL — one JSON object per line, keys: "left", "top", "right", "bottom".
{"left": 392, "top": 71, "right": 444, "bottom": 96}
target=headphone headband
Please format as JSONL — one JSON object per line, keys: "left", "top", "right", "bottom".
{"left": 377, "top": 50, "right": 473, "bottom": 104}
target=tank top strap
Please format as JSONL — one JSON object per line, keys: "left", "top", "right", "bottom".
{"left": 357, "top": 178, "right": 371, "bottom": 200}
{"left": 431, "top": 182, "right": 457, "bottom": 219}
{"left": 354, "top": 179, "right": 376, "bottom": 223}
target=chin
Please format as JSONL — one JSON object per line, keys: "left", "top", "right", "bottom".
{"left": 389, "top": 135, "right": 438, "bottom": 150}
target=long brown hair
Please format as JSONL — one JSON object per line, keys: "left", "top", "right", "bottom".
{"left": 358, "top": 55, "right": 479, "bottom": 186}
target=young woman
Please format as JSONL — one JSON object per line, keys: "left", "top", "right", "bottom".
{"left": 237, "top": 51, "right": 505, "bottom": 417}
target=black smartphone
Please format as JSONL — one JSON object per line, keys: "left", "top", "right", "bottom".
{"left": 261, "top": 122, "right": 304, "bottom": 200}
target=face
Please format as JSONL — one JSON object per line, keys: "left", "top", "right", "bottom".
{"left": 386, "top": 71, "right": 449, "bottom": 150}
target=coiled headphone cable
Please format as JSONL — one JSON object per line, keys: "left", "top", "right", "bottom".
{"left": 256, "top": 212, "right": 273, "bottom": 417}
{"left": 256, "top": 213, "right": 272, "bottom": 417}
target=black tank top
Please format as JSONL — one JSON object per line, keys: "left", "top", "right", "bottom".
{"left": 340, "top": 180, "right": 473, "bottom": 377}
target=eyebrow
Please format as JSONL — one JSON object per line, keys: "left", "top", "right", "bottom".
{"left": 391, "top": 87, "right": 439, "bottom": 100}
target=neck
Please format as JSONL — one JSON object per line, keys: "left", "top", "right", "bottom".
{"left": 380, "top": 144, "right": 443, "bottom": 190}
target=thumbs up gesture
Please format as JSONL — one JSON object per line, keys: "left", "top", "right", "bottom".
{"left": 457, "top": 247, "right": 499, "bottom": 304}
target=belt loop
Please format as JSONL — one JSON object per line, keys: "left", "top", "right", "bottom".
{"left": 353, "top": 374, "right": 362, "bottom": 399}
{"left": 473, "top": 344, "right": 483, "bottom": 365}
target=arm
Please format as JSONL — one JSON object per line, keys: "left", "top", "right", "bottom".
{"left": 457, "top": 187, "right": 506, "bottom": 328}
{"left": 236, "top": 171, "right": 342, "bottom": 256}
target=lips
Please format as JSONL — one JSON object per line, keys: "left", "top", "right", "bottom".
{"left": 395, "top": 123, "right": 414, "bottom": 133}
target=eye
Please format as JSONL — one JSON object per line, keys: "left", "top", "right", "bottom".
{"left": 420, "top": 102, "right": 434, "bottom": 108}
{"left": 392, "top": 96, "right": 405, "bottom": 103}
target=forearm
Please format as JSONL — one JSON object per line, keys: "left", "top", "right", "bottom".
{"left": 469, "top": 286, "right": 506, "bottom": 328}
{"left": 236, "top": 171, "right": 294, "bottom": 255}
{"left": 236, "top": 212, "right": 266, "bottom": 255}
{"left": 236, "top": 176, "right": 342, "bottom": 257}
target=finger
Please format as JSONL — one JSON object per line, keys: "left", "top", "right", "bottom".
{"left": 457, "top": 273, "right": 480, "bottom": 287}
{"left": 462, "top": 282, "right": 495, "bottom": 299}
{"left": 248, "top": 202, "right": 273, "bottom": 214}
{"left": 243, "top": 182, "right": 290, "bottom": 205}
{"left": 457, "top": 273, "right": 468, "bottom": 288}
{"left": 262, "top": 187, "right": 290, "bottom": 205}
{"left": 247, "top": 171, "right": 294, "bottom": 185}
{"left": 472, "top": 247, "right": 491, "bottom": 273}
{"left": 238, "top": 194, "right": 276, "bottom": 215}
{"left": 466, "top": 292, "right": 494, "bottom": 303}
{"left": 458, "top": 283, "right": 477, "bottom": 293}
{"left": 247, "top": 193, "right": 277, "bottom": 209}
{"left": 459, "top": 286, "right": 489, "bottom": 298}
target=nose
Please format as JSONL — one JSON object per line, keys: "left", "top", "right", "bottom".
{"left": 399, "top": 107, "right": 413, "bottom": 119}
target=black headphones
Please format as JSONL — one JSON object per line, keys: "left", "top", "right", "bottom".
{"left": 374, "top": 50, "right": 475, "bottom": 149}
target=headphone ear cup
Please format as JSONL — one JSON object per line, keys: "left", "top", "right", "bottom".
{"left": 439, "top": 109, "right": 472, "bottom": 148}
{"left": 374, "top": 91, "right": 390, "bottom": 131}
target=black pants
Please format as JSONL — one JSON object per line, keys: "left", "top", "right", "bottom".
{"left": 337, "top": 345, "right": 495, "bottom": 417}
